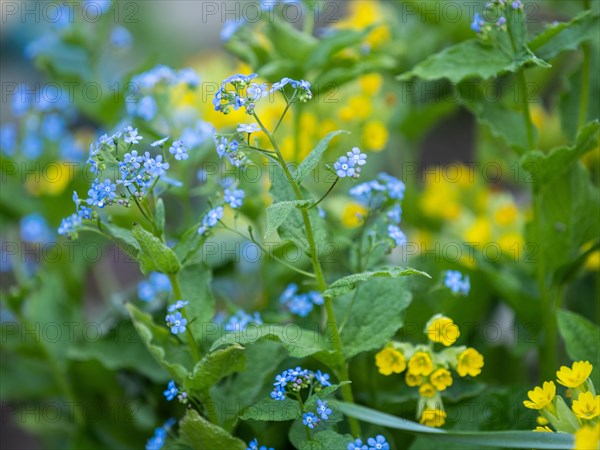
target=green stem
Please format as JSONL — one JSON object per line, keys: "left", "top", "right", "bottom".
{"left": 517, "top": 69, "right": 536, "bottom": 150}
{"left": 579, "top": 41, "right": 591, "bottom": 128}
{"left": 168, "top": 273, "right": 201, "bottom": 363}
{"left": 309, "top": 178, "right": 339, "bottom": 210}
{"left": 295, "top": 392, "right": 312, "bottom": 441}
{"left": 253, "top": 113, "right": 361, "bottom": 436}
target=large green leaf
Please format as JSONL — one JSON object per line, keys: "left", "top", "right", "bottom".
{"left": 299, "top": 430, "right": 354, "bottom": 450}
{"left": 239, "top": 398, "right": 301, "bottom": 421}
{"left": 337, "top": 277, "right": 413, "bottom": 359}
{"left": 265, "top": 200, "right": 311, "bottom": 239}
{"left": 178, "top": 409, "right": 246, "bottom": 450}
{"left": 338, "top": 402, "right": 574, "bottom": 449}
{"left": 295, "top": 130, "right": 349, "bottom": 184}
{"left": 557, "top": 309, "right": 600, "bottom": 386}
{"left": 211, "top": 341, "right": 288, "bottom": 431}
{"left": 520, "top": 121, "right": 600, "bottom": 187}
{"left": 210, "top": 325, "right": 335, "bottom": 366}
{"left": 529, "top": 11, "right": 600, "bottom": 61}
{"left": 398, "top": 40, "right": 547, "bottom": 83}
{"left": 102, "top": 223, "right": 140, "bottom": 258}
{"left": 324, "top": 266, "right": 430, "bottom": 298}
{"left": 173, "top": 221, "right": 209, "bottom": 267}
{"left": 132, "top": 224, "right": 181, "bottom": 274}
{"left": 67, "top": 322, "right": 166, "bottom": 383}
{"left": 184, "top": 344, "right": 246, "bottom": 401}
{"left": 126, "top": 304, "right": 192, "bottom": 380}
{"left": 304, "top": 382, "right": 351, "bottom": 411}
{"left": 178, "top": 263, "right": 215, "bottom": 336}
{"left": 524, "top": 161, "right": 599, "bottom": 276}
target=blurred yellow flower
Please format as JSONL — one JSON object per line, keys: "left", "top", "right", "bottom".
{"left": 536, "top": 416, "right": 549, "bottom": 426}
{"left": 533, "top": 426, "right": 553, "bottom": 432}
{"left": 362, "top": 120, "right": 388, "bottom": 152}
{"left": 498, "top": 232, "right": 524, "bottom": 254}
{"left": 360, "top": 74, "right": 383, "bottom": 95}
{"left": 463, "top": 217, "right": 492, "bottom": 244}
{"left": 457, "top": 348, "right": 484, "bottom": 377}
{"left": 574, "top": 424, "right": 600, "bottom": 450}
{"left": 26, "top": 162, "right": 73, "bottom": 196}
{"left": 556, "top": 361, "right": 593, "bottom": 388}
{"left": 494, "top": 203, "right": 518, "bottom": 227}
{"left": 419, "top": 383, "right": 436, "bottom": 398}
{"left": 408, "top": 351, "right": 434, "bottom": 376}
{"left": 419, "top": 409, "right": 446, "bottom": 428}
{"left": 342, "top": 203, "right": 367, "bottom": 228}
{"left": 405, "top": 372, "right": 422, "bottom": 387}
{"left": 523, "top": 381, "right": 556, "bottom": 410}
{"left": 572, "top": 391, "right": 600, "bottom": 420}
{"left": 430, "top": 368, "right": 453, "bottom": 391}
{"left": 375, "top": 347, "right": 406, "bottom": 376}
{"left": 426, "top": 316, "right": 460, "bottom": 347}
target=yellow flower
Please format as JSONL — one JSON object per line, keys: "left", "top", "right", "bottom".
{"left": 463, "top": 217, "right": 492, "bottom": 244}
{"left": 26, "top": 162, "right": 73, "bottom": 196}
{"left": 362, "top": 120, "right": 388, "bottom": 152}
{"left": 426, "top": 316, "right": 460, "bottom": 347}
{"left": 536, "top": 416, "right": 549, "bottom": 426}
{"left": 533, "top": 426, "right": 553, "bottom": 432}
{"left": 494, "top": 203, "right": 518, "bottom": 227}
{"left": 572, "top": 391, "right": 600, "bottom": 420}
{"left": 457, "top": 348, "right": 484, "bottom": 377}
{"left": 338, "top": 106, "right": 355, "bottom": 122}
{"left": 498, "top": 232, "right": 525, "bottom": 254}
{"left": 405, "top": 372, "right": 422, "bottom": 387}
{"left": 419, "top": 409, "right": 446, "bottom": 428}
{"left": 375, "top": 347, "right": 406, "bottom": 376}
{"left": 408, "top": 351, "right": 434, "bottom": 376}
{"left": 366, "top": 24, "right": 391, "bottom": 49}
{"left": 360, "top": 74, "right": 383, "bottom": 95}
{"left": 523, "top": 381, "right": 556, "bottom": 410}
{"left": 556, "top": 361, "right": 593, "bottom": 388}
{"left": 419, "top": 383, "right": 436, "bottom": 398}
{"left": 574, "top": 424, "right": 600, "bottom": 450}
{"left": 342, "top": 203, "right": 367, "bottom": 228}
{"left": 430, "top": 368, "right": 453, "bottom": 391}
{"left": 347, "top": 96, "right": 373, "bottom": 120}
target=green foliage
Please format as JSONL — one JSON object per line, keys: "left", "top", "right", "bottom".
{"left": 132, "top": 223, "right": 181, "bottom": 274}
{"left": 339, "top": 402, "right": 574, "bottom": 449}
{"left": 265, "top": 200, "right": 311, "bottom": 239}
{"left": 557, "top": 309, "right": 600, "bottom": 385}
{"left": 178, "top": 409, "right": 246, "bottom": 450}
{"left": 295, "top": 130, "right": 349, "bottom": 184}
{"left": 240, "top": 398, "right": 301, "bottom": 421}
{"left": 324, "top": 266, "right": 430, "bottom": 298}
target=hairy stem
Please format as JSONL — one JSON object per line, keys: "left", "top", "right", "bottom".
{"left": 253, "top": 113, "right": 361, "bottom": 436}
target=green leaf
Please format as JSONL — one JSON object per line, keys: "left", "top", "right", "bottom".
{"left": 524, "top": 161, "right": 599, "bottom": 276}
{"left": 173, "top": 222, "right": 208, "bottom": 266}
{"left": 178, "top": 409, "right": 246, "bottom": 450}
{"left": 210, "top": 325, "right": 335, "bottom": 366}
{"left": 269, "top": 165, "right": 327, "bottom": 254}
{"left": 336, "top": 277, "right": 413, "bottom": 359}
{"left": 520, "top": 120, "right": 600, "bottom": 186}
{"left": 126, "top": 304, "right": 192, "bottom": 380}
{"left": 338, "top": 402, "right": 574, "bottom": 449}
{"left": 265, "top": 200, "right": 311, "bottom": 239}
{"left": 557, "top": 309, "right": 600, "bottom": 385}
{"left": 398, "top": 40, "right": 547, "bottom": 83}
{"left": 178, "top": 263, "right": 215, "bottom": 335}
{"left": 456, "top": 82, "right": 531, "bottom": 154}
{"left": 239, "top": 397, "right": 301, "bottom": 421}
{"left": 102, "top": 223, "right": 140, "bottom": 258}
{"left": 299, "top": 431, "right": 353, "bottom": 450}
{"left": 132, "top": 223, "right": 181, "bottom": 274}
{"left": 67, "top": 322, "right": 166, "bottom": 383}
{"left": 184, "top": 345, "right": 246, "bottom": 401}
{"left": 295, "top": 130, "right": 349, "bottom": 184}
{"left": 304, "top": 382, "right": 351, "bottom": 411}
{"left": 324, "top": 266, "right": 430, "bottom": 298}
{"left": 306, "top": 29, "right": 371, "bottom": 68}
{"left": 529, "top": 11, "right": 600, "bottom": 61}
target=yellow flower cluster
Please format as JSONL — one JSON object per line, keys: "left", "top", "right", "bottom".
{"left": 524, "top": 361, "right": 599, "bottom": 450}
{"left": 419, "top": 164, "right": 526, "bottom": 263}
{"left": 334, "top": 1, "right": 391, "bottom": 51}
{"left": 375, "top": 315, "right": 484, "bottom": 428}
